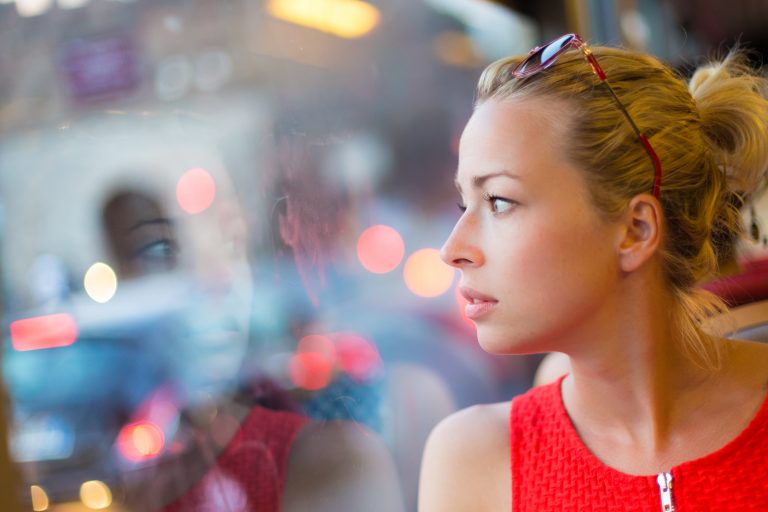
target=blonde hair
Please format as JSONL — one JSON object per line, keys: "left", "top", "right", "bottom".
{"left": 475, "top": 45, "right": 768, "bottom": 369}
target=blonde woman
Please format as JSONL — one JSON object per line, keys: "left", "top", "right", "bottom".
{"left": 419, "top": 34, "right": 768, "bottom": 511}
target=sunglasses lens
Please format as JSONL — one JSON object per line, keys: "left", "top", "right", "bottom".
{"left": 541, "top": 34, "right": 574, "bottom": 63}
{"left": 516, "top": 34, "right": 575, "bottom": 76}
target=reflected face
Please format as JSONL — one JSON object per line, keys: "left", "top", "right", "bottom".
{"left": 101, "top": 188, "right": 251, "bottom": 408}
{"left": 441, "top": 97, "right": 622, "bottom": 354}
{"left": 102, "top": 192, "right": 179, "bottom": 279}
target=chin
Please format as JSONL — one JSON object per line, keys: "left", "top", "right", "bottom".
{"left": 475, "top": 324, "right": 546, "bottom": 356}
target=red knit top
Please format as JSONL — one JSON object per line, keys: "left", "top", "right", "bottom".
{"left": 163, "top": 406, "right": 308, "bottom": 512}
{"left": 510, "top": 376, "right": 768, "bottom": 511}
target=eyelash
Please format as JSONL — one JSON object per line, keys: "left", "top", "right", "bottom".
{"left": 456, "top": 193, "right": 516, "bottom": 214}
{"left": 484, "top": 192, "right": 516, "bottom": 214}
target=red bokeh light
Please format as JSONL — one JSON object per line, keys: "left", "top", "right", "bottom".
{"left": 176, "top": 168, "right": 216, "bottom": 214}
{"left": 10, "top": 314, "right": 78, "bottom": 352}
{"left": 116, "top": 421, "right": 165, "bottom": 462}
{"left": 356, "top": 225, "right": 405, "bottom": 274}
{"left": 335, "top": 333, "right": 381, "bottom": 381}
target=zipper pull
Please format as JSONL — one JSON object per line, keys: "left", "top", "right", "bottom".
{"left": 656, "top": 472, "right": 675, "bottom": 512}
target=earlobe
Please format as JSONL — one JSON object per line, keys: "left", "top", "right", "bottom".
{"left": 617, "top": 194, "right": 662, "bottom": 273}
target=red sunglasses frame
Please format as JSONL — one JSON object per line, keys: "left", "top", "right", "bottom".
{"left": 513, "top": 34, "right": 663, "bottom": 198}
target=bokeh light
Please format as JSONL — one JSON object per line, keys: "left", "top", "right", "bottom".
{"left": 83, "top": 262, "right": 118, "bottom": 303}
{"left": 403, "top": 248, "right": 456, "bottom": 297}
{"left": 176, "top": 167, "right": 216, "bottom": 214}
{"left": 267, "top": 0, "right": 380, "bottom": 39}
{"left": 433, "top": 31, "right": 480, "bottom": 68}
{"left": 10, "top": 313, "right": 78, "bottom": 351}
{"left": 297, "top": 334, "right": 337, "bottom": 366}
{"left": 16, "top": 0, "right": 53, "bottom": 17}
{"left": 356, "top": 225, "right": 405, "bottom": 274}
{"left": 335, "top": 333, "right": 381, "bottom": 381}
{"left": 117, "top": 421, "right": 165, "bottom": 461}
{"left": 289, "top": 352, "right": 333, "bottom": 391}
{"left": 79, "top": 480, "right": 112, "bottom": 510}
{"left": 30, "top": 485, "right": 49, "bottom": 511}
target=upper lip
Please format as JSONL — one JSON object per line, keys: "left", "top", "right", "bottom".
{"left": 460, "top": 286, "right": 498, "bottom": 304}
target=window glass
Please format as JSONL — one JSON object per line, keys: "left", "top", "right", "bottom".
{"left": 3, "top": 1, "right": 763, "bottom": 511}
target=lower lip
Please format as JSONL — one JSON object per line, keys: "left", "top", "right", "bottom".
{"left": 464, "top": 301, "right": 498, "bottom": 320}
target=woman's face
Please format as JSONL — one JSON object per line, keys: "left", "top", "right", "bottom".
{"left": 442, "top": 97, "right": 624, "bottom": 355}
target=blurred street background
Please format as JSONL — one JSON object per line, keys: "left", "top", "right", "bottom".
{"left": 2, "top": 0, "right": 768, "bottom": 510}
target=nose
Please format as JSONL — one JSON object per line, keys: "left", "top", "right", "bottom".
{"left": 440, "top": 214, "right": 484, "bottom": 268}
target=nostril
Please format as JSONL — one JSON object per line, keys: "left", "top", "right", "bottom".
{"left": 441, "top": 239, "right": 479, "bottom": 268}
{"left": 452, "top": 257, "right": 474, "bottom": 267}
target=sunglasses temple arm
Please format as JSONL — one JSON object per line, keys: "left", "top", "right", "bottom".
{"left": 603, "top": 84, "right": 663, "bottom": 198}
{"left": 639, "top": 135, "right": 663, "bottom": 198}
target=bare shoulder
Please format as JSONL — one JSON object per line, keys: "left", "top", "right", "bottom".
{"left": 418, "top": 401, "right": 511, "bottom": 512}
{"left": 283, "top": 420, "right": 404, "bottom": 512}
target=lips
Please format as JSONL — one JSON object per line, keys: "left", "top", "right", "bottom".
{"left": 460, "top": 286, "right": 498, "bottom": 320}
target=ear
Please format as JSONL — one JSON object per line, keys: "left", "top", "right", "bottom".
{"left": 617, "top": 193, "right": 663, "bottom": 273}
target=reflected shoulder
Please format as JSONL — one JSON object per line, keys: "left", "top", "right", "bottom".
{"left": 419, "top": 402, "right": 511, "bottom": 512}
{"left": 283, "top": 420, "right": 404, "bottom": 512}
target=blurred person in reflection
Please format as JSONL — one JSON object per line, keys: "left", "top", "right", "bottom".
{"left": 99, "top": 181, "right": 403, "bottom": 511}
{"left": 419, "top": 34, "right": 768, "bottom": 511}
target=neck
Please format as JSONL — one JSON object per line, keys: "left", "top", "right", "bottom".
{"left": 561, "top": 280, "right": 717, "bottom": 454}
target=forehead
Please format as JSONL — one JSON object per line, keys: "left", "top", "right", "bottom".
{"left": 456, "top": 96, "right": 575, "bottom": 188}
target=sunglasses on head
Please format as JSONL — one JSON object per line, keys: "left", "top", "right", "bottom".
{"left": 513, "top": 34, "right": 662, "bottom": 198}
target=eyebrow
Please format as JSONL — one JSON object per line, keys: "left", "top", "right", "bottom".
{"left": 454, "top": 170, "right": 520, "bottom": 193}
{"left": 129, "top": 218, "right": 174, "bottom": 231}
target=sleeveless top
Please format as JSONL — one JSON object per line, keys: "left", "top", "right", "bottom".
{"left": 510, "top": 376, "right": 768, "bottom": 511}
{"left": 163, "top": 406, "right": 308, "bottom": 512}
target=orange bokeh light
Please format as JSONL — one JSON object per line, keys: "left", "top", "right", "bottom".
{"left": 116, "top": 421, "right": 165, "bottom": 462}
{"left": 289, "top": 352, "right": 333, "bottom": 391}
{"left": 176, "top": 168, "right": 216, "bottom": 214}
{"left": 403, "top": 248, "right": 456, "bottom": 298}
{"left": 266, "top": 0, "right": 380, "bottom": 39}
{"left": 297, "top": 334, "right": 337, "bottom": 366}
{"left": 10, "top": 314, "right": 78, "bottom": 352}
{"left": 356, "top": 225, "right": 405, "bottom": 274}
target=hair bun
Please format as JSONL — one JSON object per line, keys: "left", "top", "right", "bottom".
{"left": 688, "top": 51, "right": 768, "bottom": 198}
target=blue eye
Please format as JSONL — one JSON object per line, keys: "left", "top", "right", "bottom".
{"left": 485, "top": 194, "right": 516, "bottom": 214}
{"left": 135, "top": 239, "right": 179, "bottom": 271}
{"left": 139, "top": 239, "right": 176, "bottom": 258}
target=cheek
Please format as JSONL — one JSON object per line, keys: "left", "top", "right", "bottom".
{"left": 495, "top": 220, "right": 618, "bottom": 310}
{"left": 494, "top": 224, "right": 577, "bottom": 276}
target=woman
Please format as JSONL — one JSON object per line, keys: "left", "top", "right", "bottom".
{"left": 419, "top": 34, "right": 768, "bottom": 511}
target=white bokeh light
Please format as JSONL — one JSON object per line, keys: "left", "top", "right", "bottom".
{"left": 83, "top": 262, "right": 118, "bottom": 303}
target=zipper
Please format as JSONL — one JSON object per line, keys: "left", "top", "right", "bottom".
{"left": 656, "top": 472, "right": 675, "bottom": 512}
